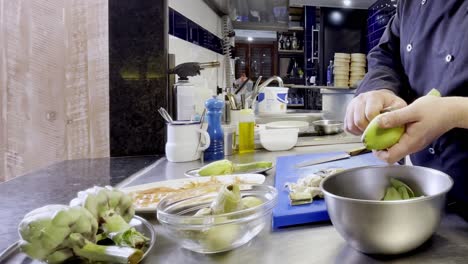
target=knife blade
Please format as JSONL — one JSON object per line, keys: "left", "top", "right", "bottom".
{"left": 295, "top": 146, "right": 372, "bottom": 168}
{"left": 295, "top": 153, "right": 351, "bottom": 168}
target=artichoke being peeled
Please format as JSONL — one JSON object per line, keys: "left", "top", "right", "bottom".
{"left": 362, "top": 88, "right": 441, "bottom": 150}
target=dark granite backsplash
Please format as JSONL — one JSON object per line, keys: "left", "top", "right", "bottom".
{"left": 109, "top": 0, "right": 168, "bottom": 156}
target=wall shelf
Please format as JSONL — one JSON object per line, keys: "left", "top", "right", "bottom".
{"left": 278, "top": 49, "right": 304, "bottom": 54}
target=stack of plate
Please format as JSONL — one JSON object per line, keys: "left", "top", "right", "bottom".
{"left": 333, "top": 53, "right": 351, "bottom": 87}
{"left": 350, "top": 53, "right": 367, "bottom": 87}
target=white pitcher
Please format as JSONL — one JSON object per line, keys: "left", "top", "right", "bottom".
{"left": 165, "top": 121, "right": 210, "bottom": 162}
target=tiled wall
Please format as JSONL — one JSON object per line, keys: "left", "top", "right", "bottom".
{"left": 367, "top": 0, "right": 397, "bottom": 51}
{"left": 168, "top": 0, "right": 226, "bottom": 116}
{"left": 169, "top": 8, "right": 223, "bottom": 54}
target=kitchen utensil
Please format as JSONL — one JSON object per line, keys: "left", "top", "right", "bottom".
{"left": 0, "top": 216, "right": 156, "bottom": 264}
{"left": 120, "top": 174, "right": 266, "bottom": 212}
{"left": 265, "top": 120, "right": 309, "bottom": 133}
{"left": 296, "top": 146, "right": 371, "bottom": 168}
{"left": 227, "top": 92, "right": 238, "bottom": 110}
{"left": 295, "top": 153, "right": 351, "bottom": 168}
{"left": 312, "top": 120, "right": 343, "bottom": 135}
{"left": 240, "top": 94, "right": 246, "bottom": 109}
{"left": 234, "top": 78, "right": 249, "bottom": 95}
{"left": 157, "top": 184, "right": 278, "bottom": 253}
{"left": 321, "top": 165, "right": 453, "bottom": 254}
{"left": 194, "top": 109, "right": 207, "bottom": 159}
{"left": 166, "top": 121, "right": 210, "bottom": 162}
{"left": 223, "top": 125, "right": 236, "bottom": 156}
{"left": 158, "top": 107, "right": 174, "bottom": 123}
{"left": 272, "top": 152, "right": 388, "bottom": 229}
{"left": 259, "top": 128, "right": 299, "bottom": 152}
{"left": 346, "top": 146, "right": 371, "bottom": 156}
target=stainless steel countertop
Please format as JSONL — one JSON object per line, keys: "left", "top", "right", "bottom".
{"left": 120, "top": 144, "right": 468, "bottom": 264}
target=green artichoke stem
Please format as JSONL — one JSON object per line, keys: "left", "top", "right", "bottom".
{"left": 210, "top": 184, "right": 242, "bottom": 214}
{"left": 101, "top": 214, "right": 149, "bottom": 249}
{"left": 70, "top": 233, "right": 143, "bottom": 264}
{"left": 233, "top": 161, "right": 272, "bottom": 173}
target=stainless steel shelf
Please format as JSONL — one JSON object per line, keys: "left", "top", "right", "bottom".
{"left": 278, "top": 49, "right": 304, "bottom": 54}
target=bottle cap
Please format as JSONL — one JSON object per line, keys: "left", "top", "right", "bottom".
{"left": 205, "top": 95, "right": 224, "bottom": 110}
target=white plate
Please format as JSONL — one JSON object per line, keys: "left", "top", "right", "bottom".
{"left": 120, "top": 174, "right": 266, "bottom": 213}
{"left": 185, "top": 166, "right": 273, "bottom": 178}
{"left": 265, "top": 121, "right": 309, "bottom": 133}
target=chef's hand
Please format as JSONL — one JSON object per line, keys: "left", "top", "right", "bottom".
{"left": 345, "top": 89, "right": 407, "bottom": 135}
{"left": 374, "top": 95, "right": 456, "bottom": 164}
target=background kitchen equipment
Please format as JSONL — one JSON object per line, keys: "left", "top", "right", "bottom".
{"left": 312, "top": 120, "right": 344, "bottom": 135}
{"left": 257, "top": 87, "right": 289, "bottom": 114}
{"left": 320, "top": 88, "right": 355, "bottom": 122}
{"left": 169, "top": 61, "right": 220, "bottom": 121}
{"left": 321, "top": 166, "right": 453, "bottom": 254}
{"left": 165, "top": 121, "right": 210, "bottom": 163}
{"left": 224, "top": 126, "right": 236, "bottom": 156}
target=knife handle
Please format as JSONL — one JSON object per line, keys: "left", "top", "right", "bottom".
{"left": 347, "top": 146, "right": 371, "bottom": 156}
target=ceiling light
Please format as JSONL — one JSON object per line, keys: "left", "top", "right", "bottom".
{"left": 343, "top": 0, "right": 351, "bottom": 7}
{"left": 330, "top": 11, "right": 344, "bottom": 25}
{"left": 247, "top": 36, "right": 253, "bottom": 42}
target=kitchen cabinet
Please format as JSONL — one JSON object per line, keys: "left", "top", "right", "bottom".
{"left": 235, "top": 43, "right": 277, "bottom": 81}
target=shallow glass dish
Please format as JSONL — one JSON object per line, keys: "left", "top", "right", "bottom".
{"left": 156, "top": 184, "right": 277, "bottom": 254}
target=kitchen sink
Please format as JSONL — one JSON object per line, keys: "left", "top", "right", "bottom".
{"left": 255, "top": 110, "right": 323, "bottom": 125}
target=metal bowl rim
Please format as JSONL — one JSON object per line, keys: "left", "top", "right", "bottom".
{"left": 312, "top": 120, "right": 344, "bottom": 126}
{"left": 320, "top": 165, "right": 454, "bottom": 205}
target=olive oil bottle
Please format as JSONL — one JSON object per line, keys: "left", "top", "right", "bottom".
{"left": 238, "top": 109, "right": 255, "bottom": 154}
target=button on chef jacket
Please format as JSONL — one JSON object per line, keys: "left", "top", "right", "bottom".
{"left": 357, "top": 0, "right": 468, "bottom": 203}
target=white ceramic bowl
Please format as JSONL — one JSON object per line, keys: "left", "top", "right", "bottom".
{"left": 265, "top": 121, "right": 309, "bottom": 133}
{"left": 259, "top": 128, "right": 299, "bottom": 151}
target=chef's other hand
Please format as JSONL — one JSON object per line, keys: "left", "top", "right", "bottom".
{"left": 374, "top": 95, "right": 456, "bottom": 164}
{"left": 344, "top": 89, "right": 407, "bottom": 135}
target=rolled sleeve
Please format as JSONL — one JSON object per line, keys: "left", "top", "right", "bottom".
{"left": 357, "top": 4, "right": 408, "bottom": 97}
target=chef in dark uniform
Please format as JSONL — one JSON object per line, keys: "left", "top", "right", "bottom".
{"left": 345, "top": 0, "right": 468, "bottom": 217}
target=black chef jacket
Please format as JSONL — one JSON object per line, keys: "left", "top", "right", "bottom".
{"left": 357, "top": 0, "right": 468, "bottom": 203}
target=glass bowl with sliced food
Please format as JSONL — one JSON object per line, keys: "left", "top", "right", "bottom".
{"left": 156, "top": 184, "right": 277, "bottom": 254}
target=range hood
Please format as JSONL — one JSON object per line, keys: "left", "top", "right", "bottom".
{"left": 203, "top": 0, "right": 290, "bottom": 31}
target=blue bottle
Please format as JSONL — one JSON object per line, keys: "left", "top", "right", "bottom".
{"left": 327, "top": 60, "right": 334, "bottom": 86}
{"left": 204, "top": 96, "right": 224, "bottom": 161}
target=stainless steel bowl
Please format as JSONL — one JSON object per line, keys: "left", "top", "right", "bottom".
{"left": 321, "top": 165, "right": 453, "bottom": 255}
{"left": 312, "top": 120, "right": 343, "bottom": 135}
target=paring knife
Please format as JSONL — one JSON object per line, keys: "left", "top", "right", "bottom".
{"left": 295, "top": 146, "right": 371, "bottom": 168}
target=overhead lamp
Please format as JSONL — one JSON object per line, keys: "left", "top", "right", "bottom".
{"left": 343, "top": 0, "right": 351, "bottom": 7}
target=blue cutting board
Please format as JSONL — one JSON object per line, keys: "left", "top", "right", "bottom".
{"left": 272, "top": 151, "right": 388, "bottom": 229}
